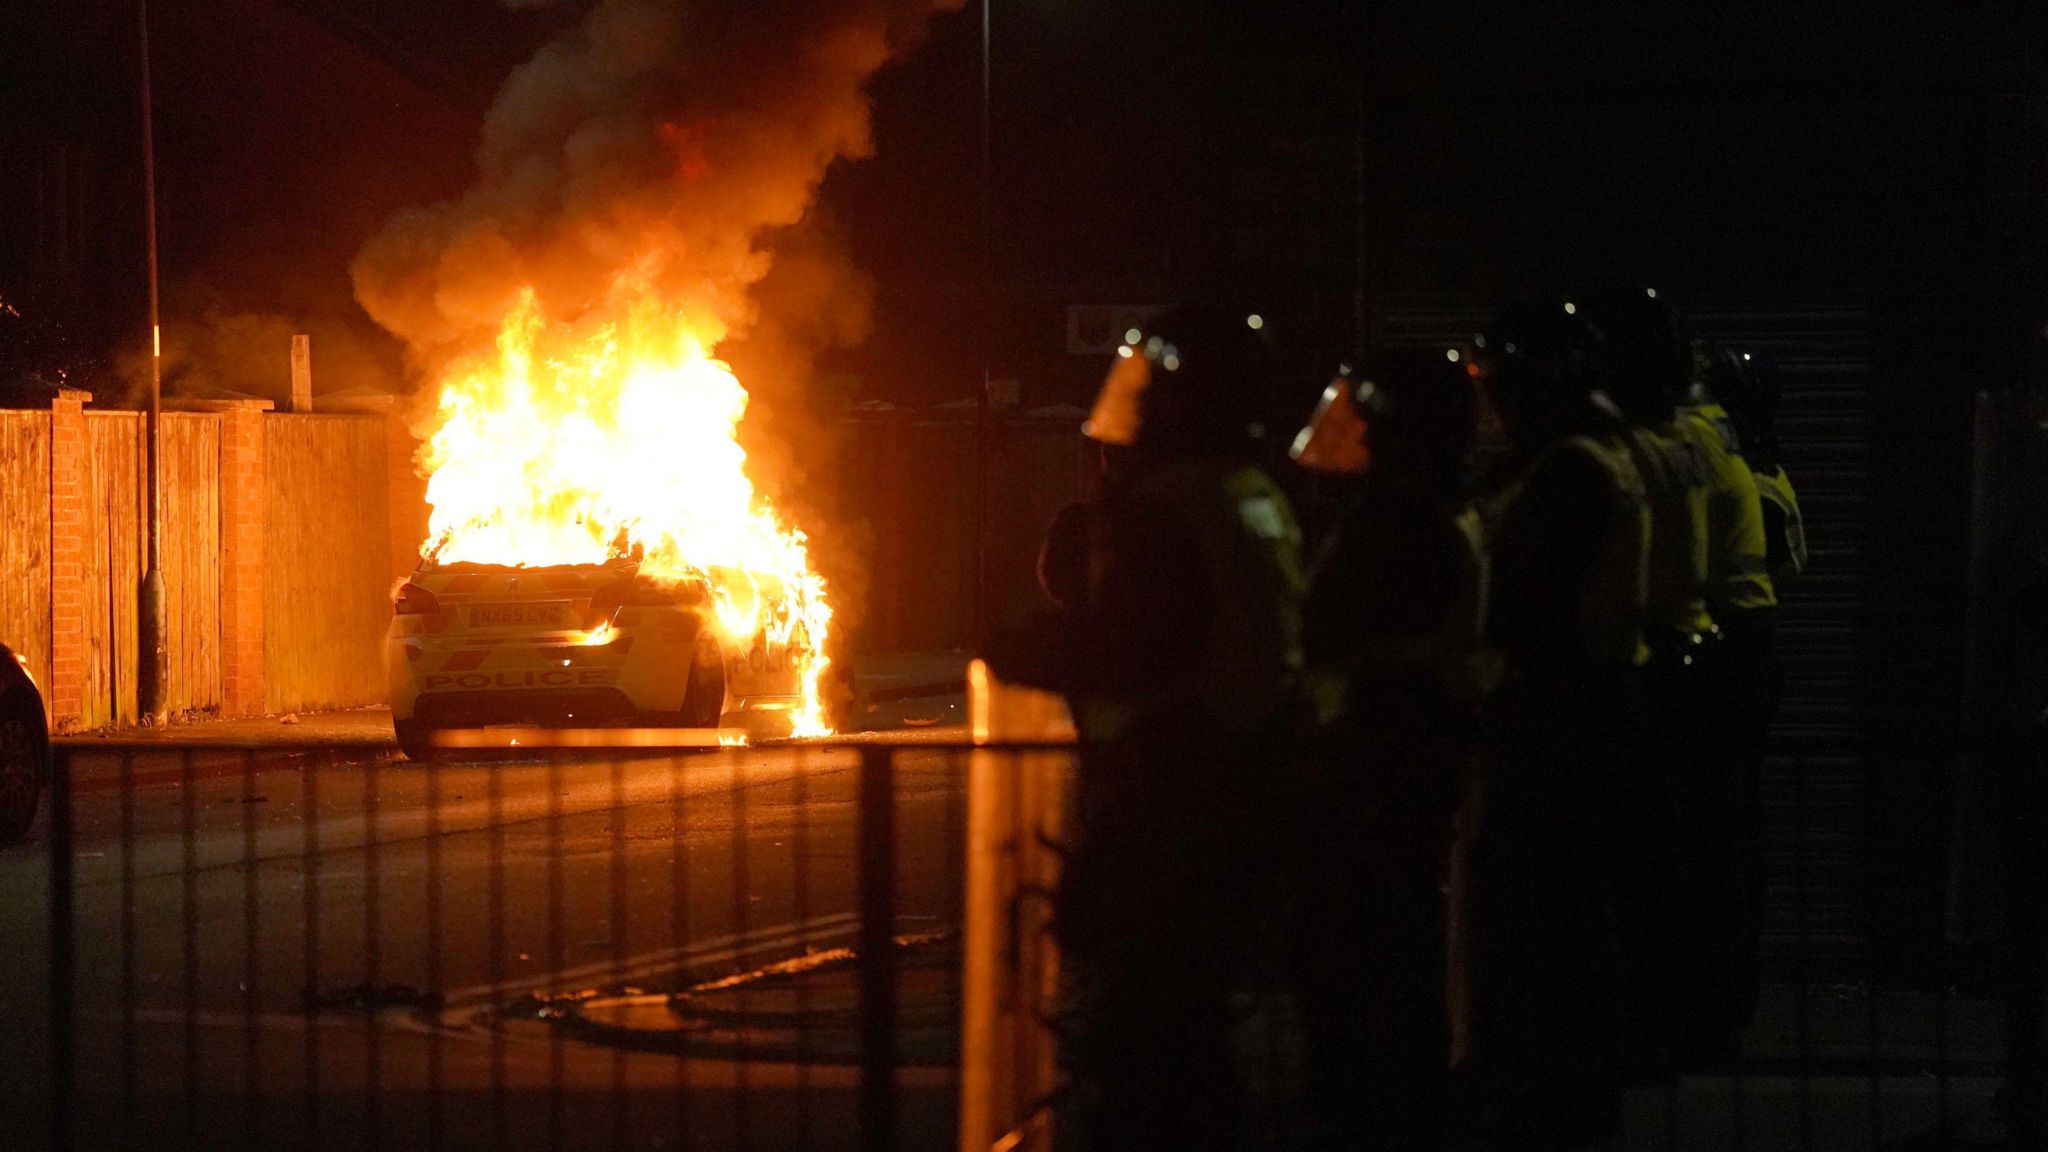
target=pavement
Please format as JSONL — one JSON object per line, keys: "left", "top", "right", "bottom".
{"left": 51, "top": 649, "right": 973, "bottom": 779}
{"left": 56, "top": 705, "right": 400, "bottom": 748}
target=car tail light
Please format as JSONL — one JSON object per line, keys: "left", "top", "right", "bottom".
{"left": 583, "top": 577, "right": 678, "bottom": 629}
{"left": 393, "top": 581, "right": 442, "bottom": 616}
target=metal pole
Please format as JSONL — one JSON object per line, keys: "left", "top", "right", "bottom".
{"left": 856, "top": 746, "right": 899, "bottom": 1151}
{"left": 1352, "top": 111, "right": 1367, "bottom": 366}
{"left": 138, "top": 0, "right": 168, "bottom": 724}
{"left": 972, "top": 0, "right": 992, "bottom": 648}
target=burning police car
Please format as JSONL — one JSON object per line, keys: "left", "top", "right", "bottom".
{"left": 386, "top": 559, "right": 812, "bottom": 760}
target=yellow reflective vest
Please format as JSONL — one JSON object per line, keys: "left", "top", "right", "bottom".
{"left": 1483, "top": 431, "right": 1651, "bottom": 669}
{"left": 1752, "top": 464, "right": 1809, "bottom": 588}
{"left": 1077, "top": 458, "right": 1307, "bottom": 742}
{"left": 1678, "top": 402, "right": 1777, "bottom": 614}
{"left": 1621, "top": 422, "right": 1715, "bottom": 638}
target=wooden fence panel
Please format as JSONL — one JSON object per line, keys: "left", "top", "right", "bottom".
{"left": 162, "top": 413, "right": 222, "bottom": 715}
{"left": 263, "top": 415, "right": 389, "bottom": 712}
{"left": 84, "top": 411, "right": 144, "bottom": 728}
{"left": 0, "top": 411, "right": 51, "bottom": 692}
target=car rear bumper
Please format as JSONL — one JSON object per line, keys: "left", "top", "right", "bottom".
{"left": 408, "top": 687, "right": 647, "bottom": 727}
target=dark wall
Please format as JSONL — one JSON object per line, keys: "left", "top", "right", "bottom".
{"left": 840, "top": 408, "right": 1088, "bottom": 654}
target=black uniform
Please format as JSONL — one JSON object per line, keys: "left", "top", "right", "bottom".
{"left": 1296, "top": 471, "right": 1485, "bottom": 1151}
{"left": 985, "top": 304, "right": 1306, "bottom": 1152}
{"left": 1461, "top": 300, "right": 1649, "bottom": 1150}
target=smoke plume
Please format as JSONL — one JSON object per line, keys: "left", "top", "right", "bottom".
{"left": 352, "top": 0, "right": 957, "bottom": 378}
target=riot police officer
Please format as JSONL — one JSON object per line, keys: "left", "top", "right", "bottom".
{"left": 1464, "top": 297, "right": 1649, "bottom": 1150}
{"left": 1713, "top": 348, "right": 1807, "bottom": 589}
{"left": 1684, "top": 343, "right": 1790, "bottom": 1052}
{"left": 1579, "top": 287, "right": 1720, "bottom": 1065}
{"left": 984, "top": 303, "right": 1307, "bottom": 1152}
{"left": 1289, "top": 346, "right": 1489, "bottom": 1151}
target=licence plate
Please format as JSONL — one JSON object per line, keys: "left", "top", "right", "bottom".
{"left": 468, "top": 602, "right": 570, "bottom": 628}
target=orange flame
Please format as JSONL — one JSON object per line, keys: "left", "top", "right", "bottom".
{"left": 418, "top": 286, "right": 832, "bottom": 735}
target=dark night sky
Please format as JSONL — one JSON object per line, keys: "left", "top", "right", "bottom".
{"left": 0, "top": 1, "right": 2035, "bottom": 405}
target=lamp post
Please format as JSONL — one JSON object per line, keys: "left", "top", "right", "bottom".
{"left": 137, "top": 0, "right": 169, "bottom": 725}
{"left": 972, "top": 0, "right": 992, "bottom": 647}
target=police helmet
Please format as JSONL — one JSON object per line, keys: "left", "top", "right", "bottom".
{"left": 1289, "top": 371, "right": 1373, "bottom": 475}
{"left": 1574, "top": 286, "right": 1690, "bottom": 424}
{"left": 1085, "top": 302, "right": 1278, "bottom": 450}
{"left": 1486, "top": 297, "right": 1606, "bottom": 443}
{"left": 1705, "top": 344, "right": 1780, "bottom": 437}
{"left": 1291, "top": 344, "right": 1480, "bottom": 477}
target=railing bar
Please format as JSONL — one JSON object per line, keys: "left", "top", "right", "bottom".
{"left": 49, "top": 746, "right": 76, "bottom": 1152}
{"left": 1734, "top": 1056, "right": 1747, "bottom": 1152}
{"left": 365, "top": 753, "right": 383, "bottom": 1152}
{"left": 426, "top": 749, "right": 446, "bottom": 1152}
{"left": 1665, "top": 1067, "right": 1679, "bottom": 1150}
{"left": 1937, "top": 958, "right": 1951, "bottom": 1134}
{"left": 732, "top": 745, "right": 752, "bottom": 1150}
{"left": 119, "top": 749, "right": 136, "bottom": 1151}
{"left": 489, "top": 757, "right": 507, "bottom": 1152}
{"left": 1796, "top": 748, "right": 1813, "bottom": 1150}
{"left": 671, "top": 751, "right": 693, "bottom": 1152}
{"left": 2006, "top": 720, "right": 2046, "bottom": 1147}
{"left": 611, "top": 752, "right": 629, "bottom": 1150}
{"left": 793, "top": 742, "right": 813, "bottom": 1151}
{"left": 548, "top": 754, "right": 566, "bottom": 1152}
{"left": 856, "top": 745, "right": 898, "bottom": 1152}
{"left": 944, "top": 746, "right": 963, "bottom": 1052}
{"left": 1865, "top": 760, "right": 1881, "bottom": 1152}
{"left": 1008, "top": 747, "right": 1028, "bottom": 1129}
{"left": 1268, "top": 791, "right": 1285, "bottom": 1146}
{"left": 181, "top": 748, "right": 198, "bottom": 1149}
{"left": 243, "top": 748, "right": 262, "bottom": 1150}
{"left": 303, "top": 749, "right": 322, "bottom": 1152}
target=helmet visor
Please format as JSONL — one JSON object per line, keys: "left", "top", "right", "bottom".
{"left": 1289, "top": 375, "right": 1372, "bottom": 475}
{"left": 1084, "top": 347, "right": 1151, "bottom": 446}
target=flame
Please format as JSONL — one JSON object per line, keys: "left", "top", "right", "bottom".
{"left": 418, "top": 286, "right": 832, "bottom": 736}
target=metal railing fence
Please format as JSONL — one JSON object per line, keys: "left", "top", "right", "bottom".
{"left": 34, "top": 735, "right": 995, "bottom": 1152}
{"left": 20, "top": 727, "right": 2046, "bottom": 1151}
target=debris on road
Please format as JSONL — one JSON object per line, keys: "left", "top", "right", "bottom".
{"left": 530, "top": 929, "right": 959, "bottom": 1065}
{"left": 302, "top": 983, "right": 444, "bottom": 1014}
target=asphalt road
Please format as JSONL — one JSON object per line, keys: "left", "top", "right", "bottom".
{"left": 1, "top": 729, "right": 978, "bottom": 1152}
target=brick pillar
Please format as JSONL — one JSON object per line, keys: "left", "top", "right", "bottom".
{"left": 46, "top": 388, "right": 90, "bottom": 730}
{"left": 217, "top": 402, "right": 267, "bottom": 716}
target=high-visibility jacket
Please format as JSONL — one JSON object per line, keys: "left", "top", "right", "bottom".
{"left": 1302, "top": 481, "right": 1496, "bottom": 726}
{"left": 1678, "top": 402, "right": 1777, "bottom": 614}
{"left": 1076, "top": 456, "right": 1307, "bottom": 742}
{"left": 1484, "top": 431, "right": 1651, "bottom": 670}
{"left": 1752, "top": 464, "right": 1809, "bottom": 588}
{"left": 1621, "top": 422, "right": 1716, "bottom": 639}
{"left": 1450, "top": 505, "right": 1500, "bottom": 701}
